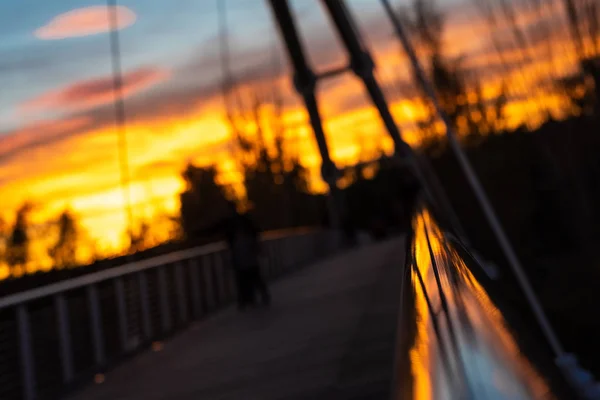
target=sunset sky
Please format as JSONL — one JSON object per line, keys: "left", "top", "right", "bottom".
{"left": 0, "top": 0, "right": 588, "bottom": 269}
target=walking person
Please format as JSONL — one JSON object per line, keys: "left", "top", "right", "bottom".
{"left": 221, "top": 203, "right": 271, "bottom": 309}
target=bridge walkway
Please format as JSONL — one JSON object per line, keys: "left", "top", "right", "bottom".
{"left": 68, "top": 239, "right": 404, "bottom": 400}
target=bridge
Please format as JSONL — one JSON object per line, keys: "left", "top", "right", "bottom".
{"left": 1, "top": 0, "right": 598, "bottom": 398}
{"left": 0, "top": 209, "right": 585, "bottom": 400}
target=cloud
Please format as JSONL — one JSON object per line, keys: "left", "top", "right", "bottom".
{"left": 0, "top": 117, "right": 91, "bottom": 176}
{"left": 0, "top": 117, "right": 90, "bottom": 153}
{"left": 35, "top": 6, "right": 136, "bottom": 40}
{"left": 21, "top": 67, "right": 170, "bottom": 113}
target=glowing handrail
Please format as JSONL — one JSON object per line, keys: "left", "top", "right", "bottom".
{"left": 404, "top": 207, "right": 562, "bottom": 399}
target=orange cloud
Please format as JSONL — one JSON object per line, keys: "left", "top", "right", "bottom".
{"left": 35, "top": 6, "right": 136, "bottom": 40}
{"left": 21, "top": 67, "right": 170, "bottom": 113}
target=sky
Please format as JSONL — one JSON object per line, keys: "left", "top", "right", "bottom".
{"left": 0, "top": 0, "right": 587, "bottom": 268}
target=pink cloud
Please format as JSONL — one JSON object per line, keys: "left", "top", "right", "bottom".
{"left": 0, "top": 117, "right": 91, "bottom": 157}
{"left": 21, "top": 67, "right": 171, "bottom": 113}
{"left": 35, "top": 6, "right": 136, "bottom": 40}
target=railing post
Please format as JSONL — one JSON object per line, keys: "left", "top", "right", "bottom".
{"left": 283, "top": 238, "right": 290, "bottom": 271}
{"left": 279, "top": 239, "right": 286, "bottom": 272}
{"left": 316, "top": 232, "right": 323, "bottom": 258}
{"left": 202, "top": 257, "right": 215, "bottom": 311}
{"left": 269, "top": 240, "right": 276, "bottom": 277}
{"left": 214, "top": 253, "right": 226, "bottom": 304}
{"left": 297, "top": 235, "right": 304, "bottom": 266}
{"left": 54, "top": 294, "right": 74, "bottom": 384}
{"left": 223, "top": 251, "right": 235, "bottom": 301}
{"left": 138, "top": 272, "right": 152, "bottom": 340}
{"left": 87, "top": 284, "right": 105, "bottom": 367}
{"left": 157, "top": 266, "right": 172, "bottom": 334}
{"left": 288, "top": 237, "right": 294, "bottom": 269}
{"left": 264, "top": 242, "right": 273, "bottom": 278}
{"left": 17, "top": 305, "right": 36, "bottom": 400}
{"left": 114, "top": 277, "right": 129, "bottom": 352}
{"left": 174, "top": 262, "right": 188, "bottom": 323}
{"left": 292, "top": 237, "right": 300, "bottom": 269}
{"left": 188, "top": 258, "right": 203, "bottom": 318}
{"left": 274, "top": 240, "right": 282, "bottom": 276}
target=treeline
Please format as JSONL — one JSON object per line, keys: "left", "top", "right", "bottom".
{"left": 179, "top": 146, "right": 325, "bottom": 240}
{"left": 0, "top": 205, "right": 85, "bottom": 276}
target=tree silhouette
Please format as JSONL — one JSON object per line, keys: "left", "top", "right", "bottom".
{"left": 402, "top": 0, "right": 473, "bottom": 135}
{"left": 49, "top": 210, "right": 79, "bottom": 268}
{"left": 221, "top": 56, "right": 321, "bottom": 229}
{"left": 6, "top": 204, "right": 31, "bottom": 274}
{"left": 562, "top": 0, "right": 585, "bottom": 60}
{"left": 129, "top": 221, "right": 152, "bottom": 253}
{"left": 399, "top": 0, "right": 510, "bottom": 141}
{"left": 179, "top": 164, "right": 231, "bottom": 239}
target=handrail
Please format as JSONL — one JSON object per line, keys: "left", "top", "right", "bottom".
{"left": 0, "top": 228, "right": 320, "bottom": 310}
{"left": 400, "top": 207, "right": 574, "bottom": 399}
{"left": 0, "top": 242, "right": 227, "bottom": 310}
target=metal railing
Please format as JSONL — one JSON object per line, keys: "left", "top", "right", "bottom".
{"left": 398, "top": 208, "right": 572, "bottom": 399}
{"left": 0, "top": 229, "right": 337, "bottom": 400}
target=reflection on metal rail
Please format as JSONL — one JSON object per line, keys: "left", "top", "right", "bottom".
{"left": 401, "top": 207, "right": 564, "bottom": 399}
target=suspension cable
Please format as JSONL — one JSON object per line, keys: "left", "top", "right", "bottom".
{"left": 217, "top": 0, "right": 232, "bottom": 115}
{"left": 380, "top": 0, "right": 565, "bottom": 359}
{"left": 107, "top": 0, "right": 134, "bottom": 243}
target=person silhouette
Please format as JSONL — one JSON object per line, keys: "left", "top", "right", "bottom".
{"left": 221, "top": 202, "right": 271, "bottom": 309}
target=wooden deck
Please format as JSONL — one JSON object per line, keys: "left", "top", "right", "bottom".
{"left": 68, "top": 239, "right": 404, "bottom": 400}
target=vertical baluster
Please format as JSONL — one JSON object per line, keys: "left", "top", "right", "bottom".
{"left": 298, "top": 235, "right": 303, "bottom": 264}
{"left": 138, "top": 272, "right": 152, "bottom": 340}
{"left": 210, "top": 254, "right": 221, "bottom": 307}
{"left": 114, "top": 277, "right": 129, "bottom": 352}
{"left": 87, "top": 284, "right": 105, "bottom": 367}
{"left": 304, "top": 234, "right": 310, "bottom": 264}
{"left": 287, "top": 237, "right": 293, "bottom": 270}
{"left": 288, "top": 237, "right": 292, "bottom": 265}
{"left": 292, "top": 237, "right": 297, "bottom": 268}
{"left": 202, "top": 256, "right": 215, "bottom": 311}
{"left": 275, "top": 239, "right": 282, "bottom": 276}
{"left": 282, "top": 238, "right": 289, "bottom": 271}
{"left": 175, "top": 262, "right": 188, "bottom": 323}
{"left": 296, "top": 234, "right": 307, "bottom": 267}
{"left": 223, "top": 251, "right": 235, "bottom": 301}
{"left": 157, "top": 266, "right": 172, "bottom": 334}
{"left": 215, "top": 252, "right": 226, "bottom": 305}
{"left": 189, "top": 258, "right": 202, "bottom": 318}
{"left": 270, "top": 240, "right": 277, "bottom": 277}
{"left": 294, "top": 236, "right": 300, "bottom": 267}
{"left": 258, "top": 244, "right": 267, "bottom": 279}
{"left": 302, "top": 235, "right": 307, "bottom": 263}
{"left": 54, "top": 294, "right": 74, "bottom": 383}
{"left": 268, "top": 242, "right": 276, "bottom": 278}
{"left": 277, "top": 239, "right": 284, "bottom": 273}
{"left": 17, "top": 305, "right": 36, "bottom": 400}
{"left": 261, "top": 242, "right": 269, "bottom": 278}
{"left": 298, "top": 235, "right": 303, "bottom": 265}
{"left": 292, "top": 237, "right": 298, "bottom": 270}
